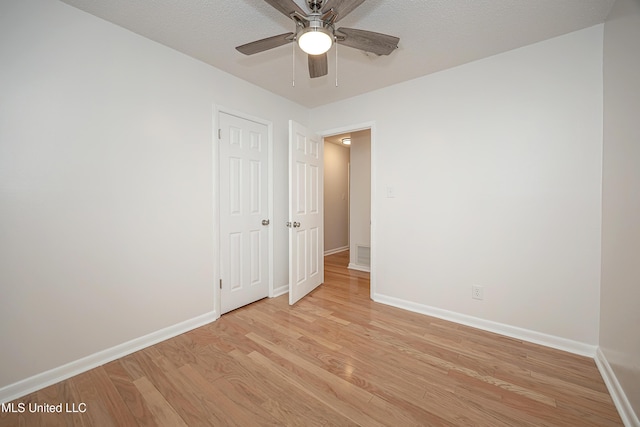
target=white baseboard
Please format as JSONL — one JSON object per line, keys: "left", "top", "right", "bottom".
{"left": 595, "top": 347, "right": 640, "bottom": 427}
{"left": 0, "top": 310, "right": 218, "bottom": 404}
{"left": 324, "top": 246, "right": 349, "bottom": 256}
{"left": 271, "top": 284, "right": 289, "bottom": 298}
{"left": 348, "top": 263, "right": 370, "bottom": 273}
{"left": 372, "top": 293, "right": 597, "bottom": 357}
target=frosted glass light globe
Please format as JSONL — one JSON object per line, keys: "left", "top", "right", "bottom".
{"left": 298, "top": 29, "right": 333, "bottom": 55}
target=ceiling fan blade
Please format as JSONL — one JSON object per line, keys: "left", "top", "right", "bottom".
{"left": 321, "top": 0, "right": 365, "bottom": 22}
{"left": 263, "top": 0, "right": 306, "bottom": 18}
{"left": 236, "top": 33, "right": 294, "bottom": 55}
{"left": 308, "top": 53, "right": 328, "bottom": 78}
{"left": 337, "top": 27, "right": 399, "bottom": 55}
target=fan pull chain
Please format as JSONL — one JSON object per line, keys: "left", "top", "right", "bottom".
{"left": 292, "top": 32, "right": 296, "bottom": 87}
{"left": 335, "top": 37, "right": 339, "bottom": 87}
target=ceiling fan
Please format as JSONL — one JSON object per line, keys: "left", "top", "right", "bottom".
{"left": 236, "top": 0, "right": 400, "bottom": 79}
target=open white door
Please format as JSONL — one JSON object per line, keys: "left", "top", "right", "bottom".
{"left": 288, "top": 120, "right": 324, "bottom": 305}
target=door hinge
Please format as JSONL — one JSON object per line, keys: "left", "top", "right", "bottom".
{"left": 218, "top": 129, "right": 221, "bottom": 139}
{"left": 219, "top": 279, "right": 222, "bottom": 289}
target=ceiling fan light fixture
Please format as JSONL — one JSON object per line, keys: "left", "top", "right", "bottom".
{"left": 235, "top": 0, "right": 399, "bottom": 80}
{"left": 298, "top": 25, "right": 333, "bottom": 55}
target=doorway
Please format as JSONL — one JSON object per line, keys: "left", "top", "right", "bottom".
{"left": 322, "top": 127, "right": 372, "bottom": 274}
{"left": 323, "top": 135, "right": 350, "bottom": 257}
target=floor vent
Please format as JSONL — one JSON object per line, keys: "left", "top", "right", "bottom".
{"left": 356, "top": 245, "right": 370, "bottom": 267}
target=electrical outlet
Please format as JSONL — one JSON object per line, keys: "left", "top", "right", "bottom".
{"left": 472, "top": 285, "right": 484, "bottom": 300}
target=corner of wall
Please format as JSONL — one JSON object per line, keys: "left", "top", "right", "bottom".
{"left": 595, "top": 348, "right": 640, "bottom": 427}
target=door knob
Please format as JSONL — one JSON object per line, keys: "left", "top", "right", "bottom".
{"left": 293, "top": 221, "right": 301, "bottom": 228}
{"left": 262, "top": 219, "right": 270, "bottom": 226}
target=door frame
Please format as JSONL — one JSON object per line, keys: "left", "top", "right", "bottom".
{"left": 318, "top": 121, "right": 376, "bottom": 298}
{"left": 213, "top": 105, "right": 274, "bottom": 319}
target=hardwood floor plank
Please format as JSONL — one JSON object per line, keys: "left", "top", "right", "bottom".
{"left": 451, "top": 383, "right": 553, "bottom": 427}
{"left": 133, "top": 377, "right": 187, "bottom": 426}
{"left": 245, "top": 332, "right": 374, "bottom": 405}
{"left": 33, "top": 381, "right": 84, "bottom": 427}
{"left": 118, "top": 353, "right": 147, "bottom": 382}
{"left": 225, "top": 349, "right": 357, "bottom": 426}
{"left": 68, "top": 371, "right": 118, "bottom": 427}
{"left": 367, "top": 394, "right": 455, "bottom": 427}
{"left": 234, "top": 308, "right": 304, "bottom": 340}
{"left": 179, "top": 364, "right": 279, "bottom": 427}
{"left": 103, "top": 360, "right": 158, "bottom": 427}
{"left": 90, "top": 366, "right": 141, "bottom": 425}
{"left": 134, "top": 348, "right": 214, "bottom": 426}
{"left": 246, "top": 350, "right": 385, "bottom": 427}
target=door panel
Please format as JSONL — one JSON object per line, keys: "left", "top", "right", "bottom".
{"left": 295, "top": 229, "right": 307, "bottom": 284}
{"left": 250, "top": 161, "right": 262, "bottom": 213}
{"left": 309, "top": 226, "right": 319, "bottom": 275}
{"left": 289, "top": 121, "right": 324, "bottom": 305}
{"left": 309, "top": 164, "right": 318, "bottom": 213}
{"left": 220, "top": 112, "right": 269, "bottom": 314}
{"left": 229, "top": 232, "right": 242, "bottom": 290}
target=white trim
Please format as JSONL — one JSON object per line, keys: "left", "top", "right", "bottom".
{"left": 595, "top": 348, "right": 640, "bottom": 427}
{"left": 324, "top": 246, "right": 349, "bottom": 256}
{"left": 372, "top": 293, "right": 597, "bottom": 357}
{"left": 317, "top": 122, "right": 375, "bottom": 140}
{"left": 266, "top": 118, "right": 274, "bottom": 298}
{"left": 272, "top": 284, "right": 289, "bottom": 298}
{"left": 318, "top": 121, "right": 376, "bottom": 298}
{"left": 0, "top": 311, "right": 217, "bottom": 404}
{"left": 369, "top": 124, "right": 377, "bottom": 298}
{"left": 348, "top": 262, "right": 371, "bottom": 272}
{"left": 212, "top": 104, "right": 222, "bottom": 317}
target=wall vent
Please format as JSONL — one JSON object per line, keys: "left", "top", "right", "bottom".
{"left": 356, "top": 245, "right": 370, "bottom": 267}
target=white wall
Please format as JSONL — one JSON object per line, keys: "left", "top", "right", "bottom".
{"left": 323, "top": 142, "right": 350, "bottom": 253}
{"left": 601, "top": 0, "right": 640, "bottom": 420}
{"left": 349, "top": 130, "right": 371, "bottom": 269}
{"left": 310, "top": 26, "right": 604, "bottom": 347}
{"left": 0, "top": 0, "right": 305, "bottom": 393}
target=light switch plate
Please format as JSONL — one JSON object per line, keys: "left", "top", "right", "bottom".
{"left": 386, "top": 186, "right": 395, "bottom": 198}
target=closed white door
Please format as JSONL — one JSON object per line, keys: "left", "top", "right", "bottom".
{"left": 289, "top": 120, "right": 324, "bottom": 305}
{"left": 219, "top": 112, "right": 269, "bottom": 314}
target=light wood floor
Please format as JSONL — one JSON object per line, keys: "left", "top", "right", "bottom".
{"left": 1, "top": 251, "right": 622, "bottom": 426}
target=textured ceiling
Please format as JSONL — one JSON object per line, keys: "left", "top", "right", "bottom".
{"left": 59, "top": 0, "right": 615, "bottom": 108}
